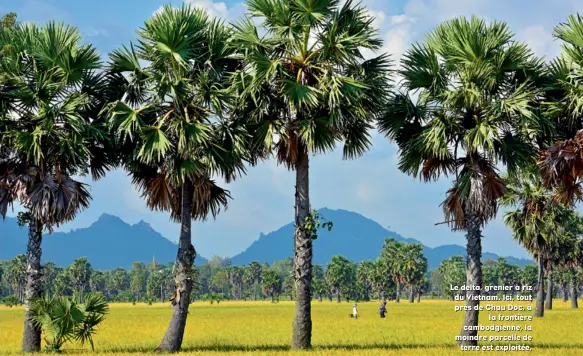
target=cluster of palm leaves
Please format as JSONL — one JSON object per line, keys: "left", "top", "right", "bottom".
{"left": 30, "top": 293, "right": 109, "bottom": 352}
{"left": 3, "top": 2, "right": 583, "bottom": 353}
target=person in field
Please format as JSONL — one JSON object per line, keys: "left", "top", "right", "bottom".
{"left": 379, "top": 301, "right": 387, "bottom": 318}
{"left": 352, "top": 303, "right": 359, "bottom": 319}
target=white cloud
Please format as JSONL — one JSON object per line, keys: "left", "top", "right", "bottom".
{"left": 367, "top": 9, "right": 386, "bottom": 30}
{"left": 153, "top": 0, "right": 237, "bottom": 20}
{"left": 85, "top": 27, "right": 109, "bottom": 38}
{"left": 187, "top": 0, "right": 228, "bottom": 19}
{"left": 517, "top": 25, "right": 561, "bottom": 59}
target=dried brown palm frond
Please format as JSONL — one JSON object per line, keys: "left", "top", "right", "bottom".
{"left": 25, "top": 174, "right": 90, "bottom": 231}
{"left": 538, "top": 130, "right": 583, "bottom": 205}
{"left": 442, "top": 154, "right": 507, "bottom": 230}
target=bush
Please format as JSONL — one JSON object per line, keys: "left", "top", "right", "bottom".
{"left": 30, "top": 293, "right": 109, "bottom": 352}
{"left": 2, "top": 295, "right": 20, "bottom": 307}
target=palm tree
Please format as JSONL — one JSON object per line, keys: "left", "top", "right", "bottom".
{"left": 539, "top": 14, "right": 583, "bottom": 203}
{"left": 380, "top": 238, "right": 406, "bottom": 302}
{"left": 0, "top": 22, "right": 112, "bottom": 352}
{"left": 378, "top": 16, "right": 543, "bottom": 345}
{"left": 103, "top": 6, "right": 246, "bottom": 351}
{"left": 356, "top": 260, "right": 375, "bottom": 301}
{"left": 230, "top": 0, "right": 391, "bottom": 348}
{"left": 400, "top": 243, "right": 427, "bottom": 303}
{"left": 68, "top": 257, "right": 93, "bottom": 302}
{"left": 503, "top": 169, "right": 580, "bottom": 316}
{"left": 6, "top": 255, "right": 26, "bottom": 303}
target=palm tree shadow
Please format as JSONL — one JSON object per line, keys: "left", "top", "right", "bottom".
{"left": 100, "top": 342, "right": 583, "bottom": 354}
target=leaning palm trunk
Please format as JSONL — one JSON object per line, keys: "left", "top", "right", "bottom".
{"left": 22, "top": 219, "right": 43, "bottom": 353}
{"left": 545, "top": 267, "right": 553, "bottom": 310}
{"left": 157, "top": 182, "right": 196, "bottom": 352}
{"left": 535, "top": 254, "right": 544, "bottom": 317}
{"left": 409, "top": 286, "right": 414, "bottom": 303}
{"left": 291, "top": 150, "right": 312, "bottom": 350}
{"left": 458, "top": 214, "right": 483, "bottom": 346}
{"left": 571, "top": 273, "right": 578, "bottom": 309}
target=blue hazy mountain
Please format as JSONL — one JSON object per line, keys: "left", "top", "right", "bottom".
{"left": 230, "top": 208, "right": 533, "bottom": 269}
{"left": 0, "top": 214, "right": 208, "bottom": 269}
{"left": 1, "top": 208, "right": 532, "bottom": 270}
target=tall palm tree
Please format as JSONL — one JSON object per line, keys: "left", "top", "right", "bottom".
{"left": 539, "top": 14, "right": 583, "bottom": 203}
{"left": 103, "top": 6, "right": 246, "bottom": 352}
{"left": 503, "top": 167, "right": 583, "bottom": 313}
{"left": 503, "top": 169, "right": 560, "bottom": 317}
{"left": 378, "top": 16, "right": 544, "bottom": 345}
{"left": 0, "top": 22, "right": 112, "bottom": 352}
{"left": 229, "top": 0, "right": 391, "bottom": 348}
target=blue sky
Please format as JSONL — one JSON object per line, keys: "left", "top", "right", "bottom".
{"left": 2, "top": 0, "right": 583, "bottom": 260}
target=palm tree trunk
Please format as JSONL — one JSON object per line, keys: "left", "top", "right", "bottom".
{"left": 336, "top": 288, "right": 341, "bottom": 303}
{"left": 417, "top": 291, "right": 421, "bottom": 303}
{"left": 157, "top": 181, "right": 196, "bottom": 352}
{"left": 409, "top": 285, "right": 414, "bottom": 303}
{"left": 571, "top": 273, "right": 578, "bottom": 309}
{"left": 562, "top": 283, "right": 568, "bottom": 302}
{"left": 396, "top": 283, "right": 401, "bottom": 303}
{"left": 457, "top": 214, "right": 483, "bottom": 347}
{"left": 22, "top": 219, "right": 43, "bottom": 353}
{"left": 291, "top": 149, "right": 312, "bottom": 350}
{"left": 545, "top": 267, "right": 553, "bottom": 310}
{"left": 534, "top": 254, "right": 544, "bottom": 317}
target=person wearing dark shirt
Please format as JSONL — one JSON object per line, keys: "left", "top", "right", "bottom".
{"left": 379, "top": 301, "right": 387, "bottom": 318}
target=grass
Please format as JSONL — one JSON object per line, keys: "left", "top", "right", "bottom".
{"left": 0, "top": 299, "right": 581, "bottom": 355}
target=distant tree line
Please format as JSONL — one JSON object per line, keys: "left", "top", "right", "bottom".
{"left": 0, "top": 238, "right": 431, "bottom": 304}
{"left": 4, "top": 239, "right": 581, "bottom": 307}
{"left": 431, "top": 256, "right": 583, "bottom": 305}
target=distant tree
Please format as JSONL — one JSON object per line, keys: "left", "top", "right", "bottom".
{"left": 400, "top": 243, "right": 428, "bottom": 303}
{"left": 261, "top": 269, "right": 282, "bottom": 303}
{"left": 68, "top": 258, "right": 92, "bottom": 302}
{"left": 7, "top": 255, "right": 27, "bottom": 303}
{"left": 129, "top": 262, "right": 147, "bottom": 302}
{"left": 109, "top": 268, "right": 128, "bottom": 297}
{"left": 325, "top": 256, "right": 354, "bottom": 303}
{"left": 430, "top": 269, "right": 444, "bottom": 298}
{"left": 357, "top": 260, "right": 375, "bottom": 301}
{"left": 521, "top": 265, "right": 538, "bottom": 298}
{"left": 438, "top": 256, "right": 465, "bottom": 300}
{"left": 380, "top": 238, "right": 406, "bottom": 302}
{"left": 90, "top": 271, "right": 106, "bottom": 295}
{"left": 311, "top": 265, "right": 327, "bottom": 302}
{"left": 53, "top": 269, "right": 73, "bottom": 297}
{"left": 370, "top": 259, "right": 392, "bottom": 301}
{"left": 248, "top": 261, "right": 263, "bottom": 300}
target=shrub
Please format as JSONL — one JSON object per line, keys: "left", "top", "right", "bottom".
{"left": 30, "top": 293, "right": 109, "bottom": 352}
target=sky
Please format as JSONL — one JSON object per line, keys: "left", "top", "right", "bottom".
{"left": 2, "top": 0, "right": 583, "bottom": 260}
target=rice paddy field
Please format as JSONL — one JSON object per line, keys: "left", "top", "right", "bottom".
{"left": 0, "top": 299, "right": 581, "bottom": 355}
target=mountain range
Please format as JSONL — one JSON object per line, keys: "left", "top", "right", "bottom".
{"left": 0, "top": 208, "right": 533, "bottom": 270}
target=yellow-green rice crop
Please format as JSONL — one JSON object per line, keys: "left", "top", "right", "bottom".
{"left": 1, "top": 299, "right": 581, "bottom": 355}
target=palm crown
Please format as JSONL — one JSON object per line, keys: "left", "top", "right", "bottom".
{"left": 0, "top": 22, "right": 112, "bottom": 228}
{"left": 230, "top": 0, "right": 391, "bottom": 165}
{"left": 104, "top": 5, "right": 247, "bottom": 221}
{"left": 379, "top": 16, "right": 544, "bottom": 230}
